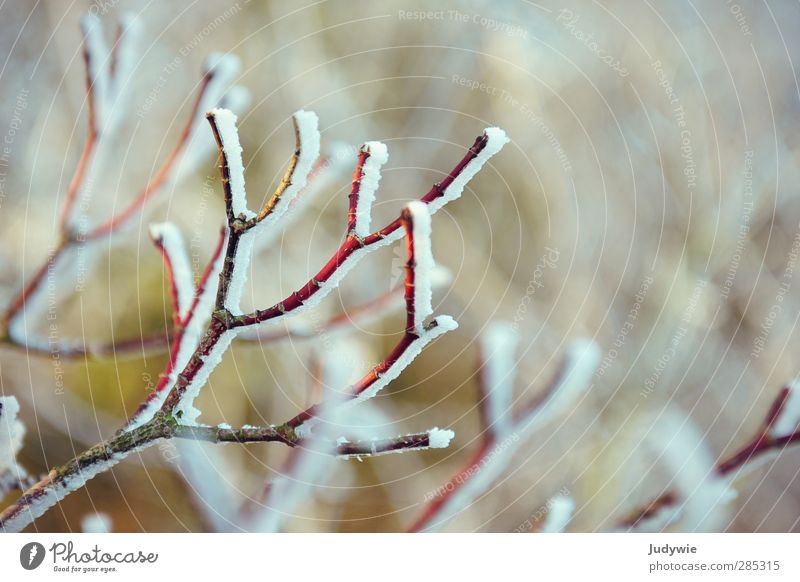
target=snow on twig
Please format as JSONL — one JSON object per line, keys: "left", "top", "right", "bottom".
{"left": 410, "top": 336, "right": 600, "bottom": 532}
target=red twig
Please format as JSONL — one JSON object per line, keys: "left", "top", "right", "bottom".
{"left": 617, "top": 385, "right": 800, "bottom": 530}
{"left": 231, "top": 133, "right": 492, "bottom": 329}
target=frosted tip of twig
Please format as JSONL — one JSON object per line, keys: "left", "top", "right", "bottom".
{"left": 352, "top": 140, "right": 388, "bottom": 237}
{"left": 483, "top": 321, "right": 519, "bottom": 357}
{"left": 363, "top": 140, "right": 388, "bottom": 163}
{"left": 772, "top": 382, "right": 800, "bottom": 437}
{"left": 428, "top": 427, "right": 455, "bottom": 449}
{"left": 148, "top": 222, "right": 194, "bottom": 319}
{"left": 430, "top": 315, "right": 459, "bottom": 334}
{"left": 117, "top": 12, "right": 139, "bottom": 29}
{"left": 563, "top": 339, "right": 601, "bottom": 386}
{"left": 292, "top": 110, "right": 321, "bottom": 163}
{"left": 293, "top": 109, "right": 320, "bottom": 137}
{"left": 79, "top": 12, "right": 102, "bottom": 36}
{"left": 541, "top": 495, "right": 574, "bottom": 533}
{"left": 483, "top": 127, "right": 510, "bottom": 153}
{"left": 203, "top": 52, "right": 242, "bottom": 79}
{"left": 148, "top": 221, "right": 175, "bottom": 242}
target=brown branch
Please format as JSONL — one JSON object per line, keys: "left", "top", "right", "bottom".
{"left": 257, "top": 115, "right": 301, "bottom": 222}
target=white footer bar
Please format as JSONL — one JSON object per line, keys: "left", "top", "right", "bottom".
{"left": 1, "top": 533, "right": 797, "bottom": 580}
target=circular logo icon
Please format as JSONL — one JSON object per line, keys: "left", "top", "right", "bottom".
{"left": 20, "top": 542, "right": 46, "bottom": 570}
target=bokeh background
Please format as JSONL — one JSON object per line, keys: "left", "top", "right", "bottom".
{"left": 1, "top": 0, "right": 799, "bottom": 532}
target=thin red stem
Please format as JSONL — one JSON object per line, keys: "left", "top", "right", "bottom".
{"left": 233, "top": 133, "right": 491, "bottom": 329}
{"left": 83, "top": 73, "right": 214, "bottom": 241}
{"left": 346, "top": 147, "right": 370, "bottom": 233}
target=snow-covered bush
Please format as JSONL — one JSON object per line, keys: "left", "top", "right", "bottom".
{"left": 1, "top": 13, "right": 798, "bottom": 534}
{"left": 0, "top": 14, "right": 508, "bottom": 532}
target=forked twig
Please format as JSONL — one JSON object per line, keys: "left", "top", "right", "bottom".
{"left": 0, "top": 20, "right": 508, "bottom": 529}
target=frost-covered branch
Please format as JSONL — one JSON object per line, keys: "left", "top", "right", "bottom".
{"left": 0, "top": 15, "right": 246, "bottom": 358}
{"left": 617, "top": 383, "right": 800, "bottom": 531}
{"left": 540, "top": 495, "right": 575, "bottom": 533}
{"left": 409, "top": 323, "right": 600, "bottom": 532}
{"left": 0, "top": 397, "right": 33, "bottom": 498}
{"left": 284, "top": 201, "right": 458, "bottom": 435}
{"left": 0, "top": 26, "right": 508, "bottom": 528}
{"left": 149, "top": 223, "right": 195, "bottom": 325}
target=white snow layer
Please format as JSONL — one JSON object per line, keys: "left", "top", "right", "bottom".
{"left": 295, "top": 316, "right": 457, "bottom": 439}
{"left": 0, "top": 444, "right": 143, "bottom": 533}
{"left": 177, "top": 439, "right": 241, "bottom": 532}
{"left": 426, "top": 127, "right": 509, "bottom": 215}
{"left": 104, "top": 14, "right": 140, "bottom": 133}
{"left": 208, "top": 108, "right": 252, "bottom": 220}
{"left": 352, "top": 141, "right": 388, "bottom": 237}
{"left": 79, "top": 13, "right": 110, "bottom": 131}
{"left": 645, "top": 406, "right": 732, "bottom": 532}
{"left": 480, "top": 322, "right": 519, "bottom": 435}
{"left": 541, "top": 496, "right": 574, "bottom": 533}
{"left": 124, "top": 231, "right": 226, "bottom": 431}
{"left": 174, "top": 328, "right": 241, "bottom": 425}
{"left": 405, "top": 201, "right": 434, "bottom": 333}
{"left": 253, "top": 110, "right": 321, "bottom": 237}
{"left": 149, "top": 222, "right": 194, "bottom": 319}
{"left": 224, "top": 227, "right": 255, "bottom": 315}
{"left": 520, "top": 339, "right": 600, "bottom": 433}
{"left": 420, "top": 339, "right": 598, "bottom": 531}
{"left": 428, "top": 427, "right": 455, "bottom": 449}
{"left": 0, "top": 396, "right": 25, "bottom": 480}
{"left": 174, "top": 53, "right": 242, "bottom": 178}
